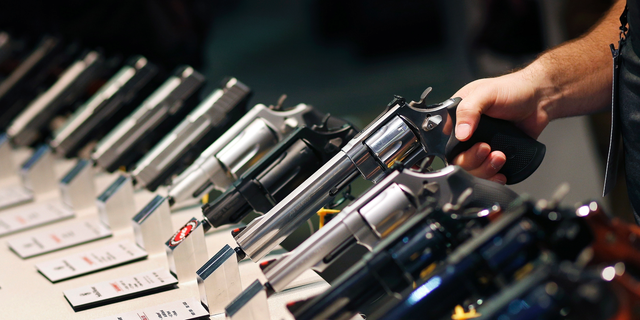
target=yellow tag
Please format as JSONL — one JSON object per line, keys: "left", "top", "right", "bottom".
{"left": 514, "top": 263, "right": 534, "bottom": 280}
{"left": 317, "top": 208, "right": 340, "bottom": 228}
{"left": 419, "top": 263, "right": 437, "bottom": 279}
{"left": 202, "top": 193, "right": 209, "bottom": 204}
{"left": 451, "top": 305, "right": 481, "bottom": 319}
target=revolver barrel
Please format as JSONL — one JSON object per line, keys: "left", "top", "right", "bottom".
{"left": 235, "top": 151, "right": 360, "bottom": 260}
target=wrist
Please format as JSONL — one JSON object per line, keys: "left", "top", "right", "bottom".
{"left": 520, "top": 59, "right": 563, "bottom": 121}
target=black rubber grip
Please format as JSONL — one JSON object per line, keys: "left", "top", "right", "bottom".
{"left": 467, "top": 175, "right": 519, "bottom": 209}
{"left": 445, "top": 99, "right": 546, "bottom": 184}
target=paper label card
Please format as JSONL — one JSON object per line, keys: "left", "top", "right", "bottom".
{"left": 0, "top": 185, "right": 33, "bottom": 210}
{"left": 8, "top": 218, "right": 112, "bottom": 258}
{"left": 36, "top": 240, "right": 148, "bottom": 282}
{"left": 93, "top": 297, "right": 209, "bottom": 320}
{"left": 64, "top": 268, "right": 178, "bottom": 311}
{"left": 0, "top": 200, "right": 74, "bottom": 237}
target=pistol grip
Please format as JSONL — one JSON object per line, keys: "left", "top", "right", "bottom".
{"left": 445, "top": 100, "right": 546, "bottom": 184}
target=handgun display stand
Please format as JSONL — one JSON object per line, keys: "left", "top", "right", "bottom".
{"left": 97, "top": 174, "right": 137, "bottom": 232}
{"left": 165, "top": 217, "right": 208, "bottom": 284}
{"left": 5, "top": 159, "right": 104, "bottom": 257}
{"left": 0, "top": 133, "right": 16, "bottom": 181}
{"left": 0, "top": 169, "right": 335, "bottom": 320}
{"left": 197, "top": 244, "right": 243, "bottom": 315}
{"left": 60, "top": 195, "right": 179, "bottom": 310}
{"left": 0, "top": 144, "right": 55, "bottom": 209}
{"left": 132, "top": 195, "right": 175, "bottom": 257}
{"left": 225, "top": 280, "right": 270, "bottom": 320}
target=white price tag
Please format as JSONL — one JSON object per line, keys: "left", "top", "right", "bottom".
{"left": 93, "top": 297, "right": 209, "bottom": 320}
{"left": 0, "top": 185, "right": 33, "bottom": 210}
{"left": 64, "top": 268, "right": 178, "bottom": 311}
{"left": 8, "top": 218, "right": 112, "bottom": 258}
{"left": 36, "top": 240, "right": 148, "bottom": 282}
{"left": 0, "top": 200, "right": 74, "bottom": 237}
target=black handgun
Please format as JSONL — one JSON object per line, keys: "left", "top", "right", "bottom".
{"left": 289, "top": 200, "right": 500, "bottom": 320}
{"left": 368, "top": 198, "right": 592, "bottom": 320}
{"left": 50, "top": 55, "right": 159, "bottom": 158}
{"left": 200, "top": 115, "right": 358, "bottom": 230}
{"left": 91, "top": 66, "right": 205, "bottom": 172}
{"left": 7, "top": 49, "right": 117, "bottom": 146}
{"left": 0, "top": 36, "right": 78, "bottom": 131}
{"left": 131, "top": 77, "right": 252, "bottom": 191}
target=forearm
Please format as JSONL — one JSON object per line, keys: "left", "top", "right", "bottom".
{"left": 528, "top": 0, "right": 625, "bottom": 120}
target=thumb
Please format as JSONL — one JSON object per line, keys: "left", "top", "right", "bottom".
{"left": 453, "top": 88, "right": 496, "bottom": 141}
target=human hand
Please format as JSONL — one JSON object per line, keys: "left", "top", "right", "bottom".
{"left": 452, "top": 70, "right": 551, "bottom": 184}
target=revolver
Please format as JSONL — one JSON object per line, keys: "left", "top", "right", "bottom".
{"left": 289, "top": 201, "right": 500, "bottom": 320}
{"left": 50, "top": 56, "right": 159, "bottom": 158}
{"left": 233, "top": 88, "right": 546, "bottom": 262}
{"left": 131, "top": 77, "right": 251, "bottom": 191}
{"left": 199, "top": 114, "right": 358, "bottom": 230}
{"left": 166, "top": 98, "right": 330, "bottom": 206}
{"left": 368, "top": 198, "right": 592, "bottom": 320}
{"left": 474, "top": 261, "right": 619, "bottom": 320}
{"left": 91, "top": 65, "right": 205, "bottom": 172}
{"left": 7, "top": 49, "right": 108, "bottom": 146}
{"left": 261, "top": 165, "right": 518, "bottom": 295}
{"left": 0, "top": 36, "right": 77, "bottom": 131}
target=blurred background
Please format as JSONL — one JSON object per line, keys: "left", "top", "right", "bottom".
{"left": 0, "top": 0, "right": 629, "bottom": 230}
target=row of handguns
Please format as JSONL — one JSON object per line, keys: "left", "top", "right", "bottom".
{"left": 8, "top": 31, "right": 630, "bottom": 320}
{"left": 282, "top": 183, "right": 640, "bottom": 320}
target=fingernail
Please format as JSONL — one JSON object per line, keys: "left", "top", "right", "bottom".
{"left": 494, "top": 175, "right": 507, "bottom": 185}
{"left": 490, "top": 156, "right": 505, "bottom": 170}
{"left": 476, "top": 145, "right": 490, "bottom": 160}
{"left": 456, "top": 124, "right": 471, "bottom": 140}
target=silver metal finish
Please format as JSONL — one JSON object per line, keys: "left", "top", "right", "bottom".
{"left": 59, "top": 159, "right": 97, "bottom": 210}
{"left": 225, "top": 280, "right": 269, "bottom": 320}
{"left": 364, "top": 116, "right": 418, "bottom": 168}
{"left": 214, "top": 118, "right": 278, "bottom": 185}
{"left": 197, "top": 244, "right": 242, "bottom": 315}
{"left": 132, "top": 195, "right": 174, "bottom": 256}
{"left": 132, "top": 78, "right": 250, "bottom": 188}
{"left": 51, "top": 56, "right": 156, "bottom": 156}
{"left": 0, "top": 134, "right": 15, "bottom": 181}
{"left": 357, "top": 183, "right": 415, "bottom": 239}
{"left": 236, "top": 152, "right": 357, "bottom": 260}
{"left": 7, "top": 51, "right": 104, "bottom": 146}
{"left": 263, "top": 165, "right": 519, "bottom": 293}
{"left": 234, "top": 96, "right": 461, "bottom": 262}
{"left": 264, "top": 208, "right": 354, "bottom": 292}
{"left": 167, "top": 103, "right": 313, "bottom": 205}
{"left": 164, "top": 217, "right": 208, "bottom": 284}
{"left": 96, "top": 175, "right": 136, "bottom": 231}
{"left": 20, "top": 145, "right": 57, "bottom": 195}
{"left": 92, "top": 66, "right": 204, "bottom": 170}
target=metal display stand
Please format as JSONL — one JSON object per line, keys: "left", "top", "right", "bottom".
{"left": 0, "top": 154, "right": 336, "bottom": 320}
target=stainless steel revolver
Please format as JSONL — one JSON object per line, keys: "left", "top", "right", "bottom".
{"left": 233, "top": 88, "right": 545, "bottom": 261}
